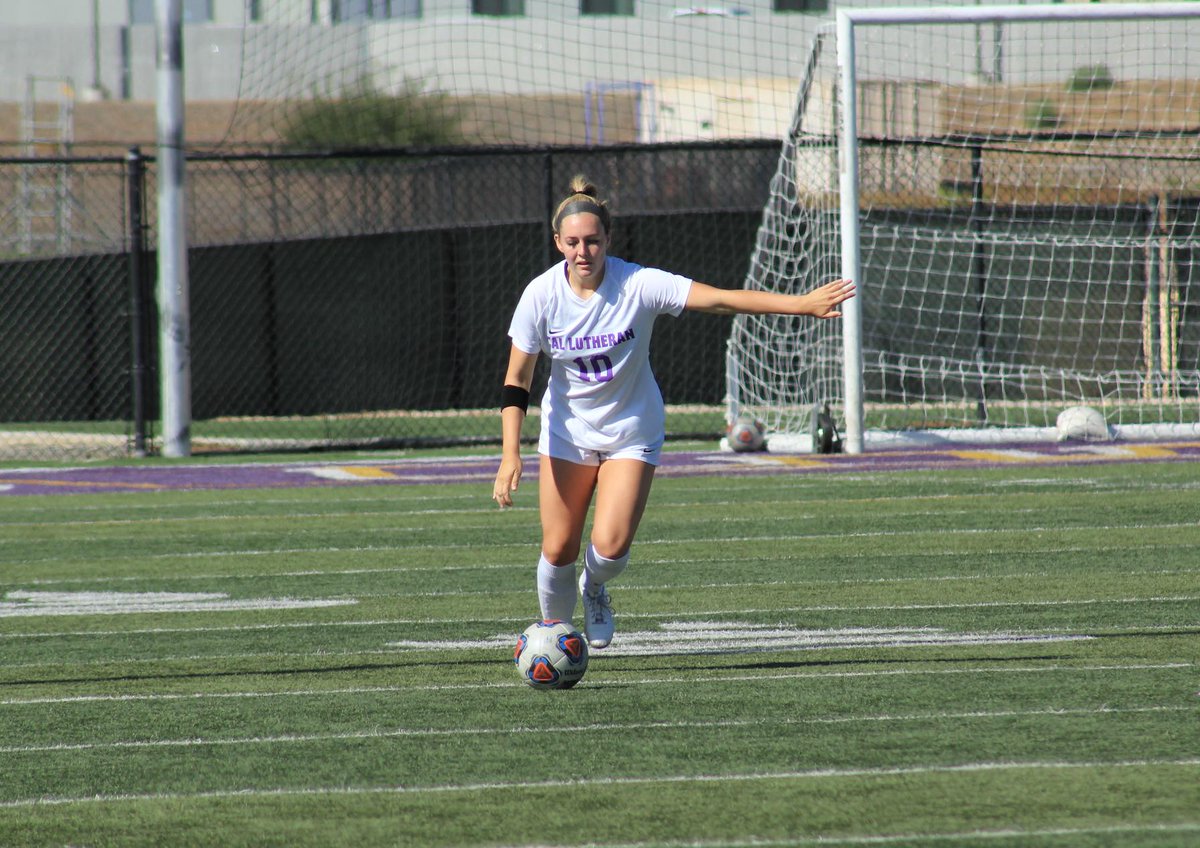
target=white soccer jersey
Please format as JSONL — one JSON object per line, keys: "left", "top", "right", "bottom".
{"left": 508, "top": 256, "right": 693, "bottom": 452}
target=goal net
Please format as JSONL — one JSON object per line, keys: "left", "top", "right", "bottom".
{"left": 729, "top": 3, "right": 1200, "bottom": 452}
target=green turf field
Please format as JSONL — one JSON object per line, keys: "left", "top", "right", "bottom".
{"left": 0, "top": 454, "right": 1197, "bottom": 847}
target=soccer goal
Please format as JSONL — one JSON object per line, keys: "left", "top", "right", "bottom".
{"left": 728, "top": 3, "right": 1200, "bottom": 453}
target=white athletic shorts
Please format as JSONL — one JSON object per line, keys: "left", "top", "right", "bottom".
{"left": 539, "top": 429, "right": 663, "bottom": 467}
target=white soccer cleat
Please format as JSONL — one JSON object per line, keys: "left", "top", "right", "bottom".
{"left": 578, "top": 572, "right": 615, "bottom": 649}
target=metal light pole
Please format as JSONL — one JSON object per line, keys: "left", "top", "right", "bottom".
{"left": 156, "top": 0, "right": 191, "bottom": 457}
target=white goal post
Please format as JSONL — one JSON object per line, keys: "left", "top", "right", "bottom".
{"left": 728, "top": 2, "right": 1200, "bottom": 453}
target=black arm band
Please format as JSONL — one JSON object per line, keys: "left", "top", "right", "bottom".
{"left": 500, "top": 384, "right": 530, "bottom": 413}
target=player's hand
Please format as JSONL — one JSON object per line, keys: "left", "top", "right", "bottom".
{"left": 492, "top": 455, "right": 523, "bottom": 509}
{"left": 805, "top": 278, "right": 855, "bottom": 319}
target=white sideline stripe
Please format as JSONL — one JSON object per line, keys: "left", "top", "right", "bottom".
{"left": 351, "top": 590, "right": 1200, "bottom": 607}
{"left": 5, "top": 498, "right": 1113, "bottom": 531}
{"left": 510, "top": 822, "right": 1200, "bottom": 847}
{"left": 0, "top": 706, "right": 1189, "bottom": 757}
{"left": 0, "top": 496, "right": 832, "bottom": 530}
{"left": 3, "top": 477, "right": 1196, "bottom": 531}
{"left": 10, "top": 475, "right": 1198, "bottom": 513}
{"left": 12, "top": 556, "right": 1199, "bottom": 591}
{"left": 1, "top": 593, "right": 1194, "bottom": 642}
{"left": 787, "top": 595, "right": 1200, "bottom": 613}
{"left": 0, "top": 605, "right": 1195, "bottom": 669}
{"left": 2, "top": 636, "right": 1184, "bottom": 673}
{"left": 388, "top": 623, "right": 1096, "bottom": 655}
{"left": 0, "top": 491, "right": 482, "bottom": 519}
{"left": 3, "top": 488, "right": 1193, "bottom": 533}
{"left": 0, "top": 506, "right": 917, "bottom": 530}
{"left": 0, "top": 508, "right": 500, "bottom": 530}
{"left": 1, "top": 662, "right": 1191, "bottom": 707}
{"left": 0, "top": 495, "right": 709, "bottom": 521}
{"left": 0, "top": 595, "right": 1195, "bottom": 671}
{"left": 8, "top": 521, "right": 1200, "bottom": 566}
{"left": 2, "top": 620, "right": 1194, "bottom": 643}
{"left": 124, "top": 582, "right": 1191, "bottom": 607}
{"left": 1, "top": 757, "right": 1197, "bottom": 810}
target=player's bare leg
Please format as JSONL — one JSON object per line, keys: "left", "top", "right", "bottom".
{"left": 579, "top": 458, "right": 656, "bottom": 647}
{"left": 537, "top": 455, "right": 598, "bottom": 621}
{"left": 591, "top": 458, "right": 656, "bottom": 560}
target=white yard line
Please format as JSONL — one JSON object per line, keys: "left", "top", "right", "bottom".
{"left": 7, "top": 549, "right": 1198, "bottom": 590}
{"left": 6, "top": 520, "right": 1199, "bottom": 567}
{"left": 495, "top": 822, "right": 1200, "bottom": 846}
{"left": 2, "top": 662, "right": 1192, "bottom": 706}
{"left": 0, "top": 705, "right": 1190, "bottom": 757}
{"left": 0, "top": 757, "right": 1197, "bottom": 810}
{"left": 2, "top": 618, "right": 1195, "bottom": 644}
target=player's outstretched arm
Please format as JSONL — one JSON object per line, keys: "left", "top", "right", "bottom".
{"left": 685, "top": 277, "right": 855, "bottom": 318}
{"left": 493, "top": 346, "right": 539, "bottom": 509}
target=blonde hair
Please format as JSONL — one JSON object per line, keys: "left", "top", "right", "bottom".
{"left": 552, "top": 175, "right": 612, "bottom": 234}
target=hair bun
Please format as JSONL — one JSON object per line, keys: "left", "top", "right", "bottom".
{"left": 569, "top": 174, "right": 598, "bottom": 198}
{"left": 552, "top": 176, "right": 611, "bottom": 234}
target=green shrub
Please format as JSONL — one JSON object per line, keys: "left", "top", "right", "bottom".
{"left": 1067, "top": 64, "right": 1116, "bottom": 92}
{"left": 281, "top": 76, "right": 462, "bottom": 151}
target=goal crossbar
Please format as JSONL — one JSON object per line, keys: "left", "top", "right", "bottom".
{"left": 838, "top": 2, "right": 1200, "bottom": 27}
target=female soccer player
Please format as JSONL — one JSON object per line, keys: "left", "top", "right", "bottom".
{"left": 493, "top": 175, "right": 854, "bottom": 649}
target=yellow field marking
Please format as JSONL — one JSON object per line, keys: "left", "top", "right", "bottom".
{"left": 766, "top": 456, "right": 830, "bottom": 469}
{"left": 288, "top": 466, "right": 401, "bottom": 481}
{"left": 337, "top": 465, "right": 401, "bottom": 479}
{"left": 951, "top": 450, "right": 1064, "bottom": 463}
{"left": 952, "top": 444, "right": 1184, "bottom": 464}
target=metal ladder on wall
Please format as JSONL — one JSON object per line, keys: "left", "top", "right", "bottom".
{"left": 20, "top": 75, "right": 75, "bottom": 255}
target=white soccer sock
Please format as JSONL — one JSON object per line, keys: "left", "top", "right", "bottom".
{"left": 582, "top": 544, "right": 630, "bottom": 595}
{"left": 536, "top": 554, "right": 577, "bottom": 622}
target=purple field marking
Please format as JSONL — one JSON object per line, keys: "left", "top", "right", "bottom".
{"left": 0, "top": 441, "right": 1198, "bottom": 497}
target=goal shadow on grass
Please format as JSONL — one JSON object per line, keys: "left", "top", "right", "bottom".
{"left": 0, "top": 656, "right": 503, "bottom": 689}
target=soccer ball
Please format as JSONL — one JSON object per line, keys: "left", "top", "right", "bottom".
{"left": 513, "top": 619, "right": 589, "bottom": 690}
{"left": 1055, "top": 405, "right": 1110, "bottom": 442}
{"left": 728, "top": 417, "right": 767, "bottom": 452}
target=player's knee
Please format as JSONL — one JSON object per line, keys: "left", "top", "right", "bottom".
{"left": 588, "top": 532, "right": 631, "bottom": 562}
{"left": 541, "top": 539, "right": 581, "bottom": 566}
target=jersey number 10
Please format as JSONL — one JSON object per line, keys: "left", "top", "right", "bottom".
{"left": 573, "top": 354, "right": 614, "bottom": 383}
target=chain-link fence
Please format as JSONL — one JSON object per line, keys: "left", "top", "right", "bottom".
{"left": 0, "top": 142, "right": 778, "bottom": 460}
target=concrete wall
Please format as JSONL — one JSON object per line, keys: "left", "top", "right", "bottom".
{"left": 0, "top": 14, "right": 827, "bottom": 104}
{"left": 4, "top": 5, "right": 1194, "bottom": 101}
{"left": 2, "top": 1, "right": 820, "bottom": 26}
{"left": 0, "top": 2, "right": 1194, "bottom": 149}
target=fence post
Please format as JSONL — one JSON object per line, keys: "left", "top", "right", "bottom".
{"left": 127, "top": 146, "right": 152, "bottom": 457}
